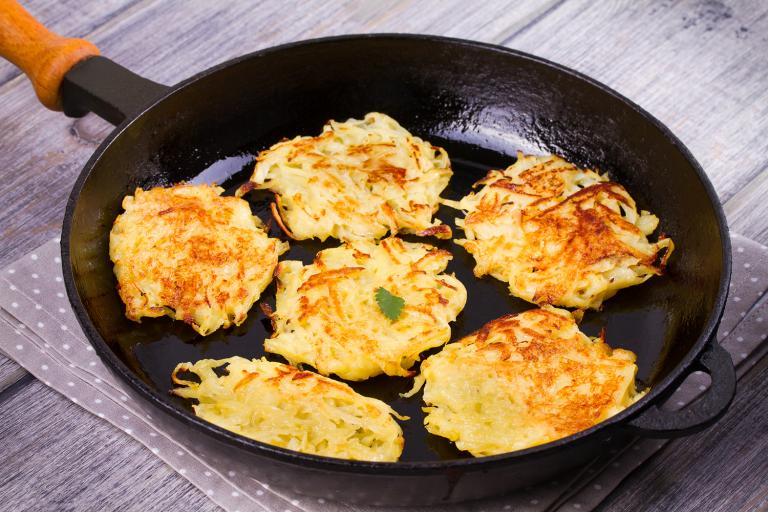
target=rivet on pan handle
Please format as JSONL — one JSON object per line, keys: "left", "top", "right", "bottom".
{"left": 625, "top": 341, "right": 736, "bottom": 437}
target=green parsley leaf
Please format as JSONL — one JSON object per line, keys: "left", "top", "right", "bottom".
{"left": 375, "top": 287, "right": 405, "bottom": 321}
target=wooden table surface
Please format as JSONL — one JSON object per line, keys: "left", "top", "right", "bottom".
{"left": 1, "top": 0, "right": 767, "bottom": 510}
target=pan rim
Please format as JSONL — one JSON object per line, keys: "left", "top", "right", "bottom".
{"left": 62, "top": 33, "right": 731, "bottom": 474}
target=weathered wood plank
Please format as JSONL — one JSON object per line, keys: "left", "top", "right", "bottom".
{"left": 598, "top": 345, "right": 768, "bottom": 512}
{"left": 0, "top": 352, "right": 26, "bottom": 394}
{"left": 0, "top": 1, "right": 766, "bottom": 511}
{"left": 0, "top": 377, "right": 222, "bottom": 511}
{"left": 0, "top": 0, "right": 143, "bottom": 86}
{"left": 0, "top": 0, "right": 557, "bottom": 267}
{"left": 725, "top": 166, "right": 768, "bottom": 245}
{"left": 506, "top": 0, "right": 768, "bottom": 210}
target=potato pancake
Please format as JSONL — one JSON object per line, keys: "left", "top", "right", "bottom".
{"left": 110, "top": 184, "right": 288, "bottom": 336}
{"left": 264, "top": 237, "right": 467, "bottom": 381}
{"left": 238, "top": 112, "right": 452, "bottom": 241}
{"left": 172, "top": 357, "right": 405, "bottom": 461}
{"left": 411, "top": 307, "right": 644, "bottom": 456}
{"left": 445, "top": 152, "right": 674, "bottom": 309}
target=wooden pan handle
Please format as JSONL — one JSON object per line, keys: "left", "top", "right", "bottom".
{"left": 0, "top": 0, "right": 100, "bottom": 109}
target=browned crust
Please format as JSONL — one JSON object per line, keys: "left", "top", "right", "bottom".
{"left": 270, "top": 197, "right": 296, "bottom": 239}
{"left": 416, "top": 224, "right": 452, "bottom": 239}
{"left": 260, "top": 302, "right": 277, "bottom": 332}
{"left": 237, "top": 180, "right": 257, "bottom": 196}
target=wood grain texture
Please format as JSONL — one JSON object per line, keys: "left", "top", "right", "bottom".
{"left": 725, "top": 165, "right": 768, "bottom": 244}
{"left": 0, "top": 0, "right": 140, "bottom": 86}
{"left": 506, "top": 0, "right": 768, "bottom": 241}
{"left": 0, "top": 0, "right": 766, "bottom": 511}
{"left": 0, "top": 352, "right": 25, "bottom": 394}
{"left": 598, "top": 349, "right": 768, "bottom": 512}
{"left": 0, "top": 378, "right": 222, "bottom": 512}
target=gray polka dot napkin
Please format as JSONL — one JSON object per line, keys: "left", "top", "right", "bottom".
{"left": 0, "top": 233, "right": 765, "bottom": 512}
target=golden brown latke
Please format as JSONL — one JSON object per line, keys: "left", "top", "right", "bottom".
{"left": 263, "top": 237, "right": 467, "bottom": 381}
{"left": 409, "top": 306, "right": 644, "bottom": 456}
{"left": 238, "top": 112, "right": 452, "bottom": 241}
{"left": 172, "top": 357, "right": 405, "bottom": 461}
{"left": 445, "top": 152, "right": 674, "bottom": 309}
{"left": 109, "top": 184, "right": 288, "bottom": 335}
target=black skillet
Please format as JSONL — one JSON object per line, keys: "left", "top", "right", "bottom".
{"left": 1, "top": 2, "right": 735, "bottom": 505}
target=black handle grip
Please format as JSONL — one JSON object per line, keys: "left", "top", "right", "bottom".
{"left": 625, "top": 341, "right": 736, "bottom": 437}
{"left": 60, "top": 56, "right": 170, "bottom": 125}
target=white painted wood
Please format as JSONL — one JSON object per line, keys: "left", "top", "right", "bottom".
{"left": 725, "top": 165, "right": 768, "bottom": 243}
{"left": 0, "top": 378, "right": 221, "bottom": 512}
{"left": 0, "top": 0, "right": 142, "bottom": 86}
{"left": 508, "top": 0, "right": 768, "bottom": 210}
{"left": 0, "top": 0, "right": 766, "bottom": 510}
